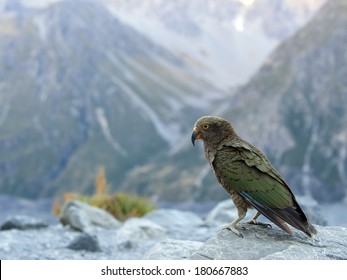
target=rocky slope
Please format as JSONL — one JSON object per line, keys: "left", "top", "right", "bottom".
{"left": 192, "top": 224, "right": 347, "bottom": 260}
{"left": 0, "top": 0, "right": 223, "bottom": 199}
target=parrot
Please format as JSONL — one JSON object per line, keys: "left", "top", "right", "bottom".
{"left": 191, "top": 115, "right": 317, "bottom": 238}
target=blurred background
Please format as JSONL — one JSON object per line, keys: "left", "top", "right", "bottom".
{"left": 0, "top": 0, "right": 346, "bottom": 225}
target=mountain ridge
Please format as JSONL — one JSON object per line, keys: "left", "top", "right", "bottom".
{"left": 120, "top": 0, "right": 347, "bottom": 203}
{"left": 1, "top": 0, "right": 344, "bottom": 204}
{"left": 0, "top": 0, "right": 223, "bottom": 198}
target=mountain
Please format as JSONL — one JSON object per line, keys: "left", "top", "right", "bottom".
{"left": 124, "top": 0, "right": 347, "bottom": 203}
{"left": 0, "top": 0, "right": 224, "bottom": 198}
{"left": 0, "top": 0, "right": 338, "bottom": 203}
{"left": 102, "top": 0, "right": 326, "bottom": 89}
{"left": 222, "top": 0, "right": 347, "bottom": 202}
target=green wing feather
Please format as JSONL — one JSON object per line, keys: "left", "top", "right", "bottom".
{"left": 214, "top": 138, "right": 293, "bottom": 209}
{"left": 213, "top": 137, "right": 316, "bottom": 237}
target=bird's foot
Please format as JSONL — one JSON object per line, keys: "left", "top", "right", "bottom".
{"left": 222, "top": 224, "right": 244, "bottom": 238}
{"left": 246, "top": 219, "right": 272, "bottom": 228}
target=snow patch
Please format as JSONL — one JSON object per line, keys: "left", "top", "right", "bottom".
{"left": 33, "top": 14, "right": 48, "bottom": 42}
{"left": 95, "top": 107, "right": 128, "bottom": 157}
{"left": 238, "top": 0, "right": 255, "bottom": 6}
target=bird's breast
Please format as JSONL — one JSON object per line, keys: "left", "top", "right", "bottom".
{"left": 204, "top": 146, "right": 216, "bottom": 164}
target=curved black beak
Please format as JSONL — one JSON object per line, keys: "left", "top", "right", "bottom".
{"left": 191, "top": 128, "right": 202, "bottom": 146}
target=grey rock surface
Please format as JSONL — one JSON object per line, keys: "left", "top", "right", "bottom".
{"left": 192, "top": 223, "right": 347, "bottom": 260}
{"left": 0, "top": 200, "right": 345, "bottom": 260}
{"left": 205, "top": 199, "right": 238, "bottom": 225}
{"left": 0, "top": 215, "right": 48, "bottom": 231}
{"left": 296, "top": 196, "right": 328, "bottom": 226}
{"left": 67, "top": 233, "right": 102, "bottom": 252}
{"left": 143, "top": 209, "right": 211, "bottom": 240}
{"left": 116, "top": 218, "right": 166, "bottom": 240}
{"left": 59, "top": 200, "right": 121, "bottom": 232}
{"left": 144, "top": 209, "right": 203, "bottom": 229}
{"left": 143, "top": 239, "right": 203, "bottom": 260}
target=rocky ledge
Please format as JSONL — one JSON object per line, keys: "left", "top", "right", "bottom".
{"left": 0, "top": 199, "right": 346, "bottom": 260}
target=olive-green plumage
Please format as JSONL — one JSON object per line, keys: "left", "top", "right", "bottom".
{"left": 192, "top": 116, "right": 317, "bottom": 238}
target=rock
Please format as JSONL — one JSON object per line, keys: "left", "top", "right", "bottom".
{"left": 143, "top": 209, "right": 204, "bottom": 239}
{"left": 67, "top": 233, "right": 101, "bottom": 252}
{"left": 59, "top": 200, "right": 121, "bottom": 232}
{"left": 204, "top": 199, "right": 238, "bottom": 225}
{"left": 104, "top": 218, "right": 168, "bottom": 259}
{"left": 143, "top": 239, "right": 203, "bottom": 260}
{"left": 144, "top": 209, "right": 203, "bottom": 228}
{"left": 0, "top": 215, "right": 48, "bottom": 230}
{"left": 296, "top": 196, "right": 328, "bottom": 226}
{"left": 116, "top": 218, "right": 166, "bottom": 240}
{"left": 191, "top": 223, "right": 347, "bottom": 260}
{"left": 0, "top": 207, "right": 346, "bottom": 259}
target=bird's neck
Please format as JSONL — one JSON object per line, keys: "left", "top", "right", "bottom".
{"left": 203, "top": 135, "right": 234, "bottom": 163}
{"left": 204, "top": 144, "right": 216, "bottom": 164}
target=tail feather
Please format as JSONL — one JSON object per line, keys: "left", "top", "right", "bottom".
{"left": 273, "top": 206, "right": 317, "bottom": 237}
{"left": 264, "top": 211, "right": 293, "bottom": 236}
{"left": 241, "top": 192, "right": 317, "bottom": 237}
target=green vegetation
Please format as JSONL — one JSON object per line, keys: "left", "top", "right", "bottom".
{"left": 54, "top": 167, "right": 156, "bottom": 221}
{"left": 77, "top": 191, "right": 156, "bottom": 221}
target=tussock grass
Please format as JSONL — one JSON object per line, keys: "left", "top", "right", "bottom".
{"left": 53, "top": 167, "right": 156, "bottom": 221}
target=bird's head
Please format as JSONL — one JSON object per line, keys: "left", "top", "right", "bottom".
{"left": 191, "top": 116, "right": 236, "bottom": 147}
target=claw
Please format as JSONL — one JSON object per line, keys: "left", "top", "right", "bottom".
{"left": 221, "top": 212, "right": 247, "bottom": 238}
{"left": 222, "top": 224, "right": 244, "bottom": 238}
{"left": 246, "top": 219, "right": 272, "bottom": 228}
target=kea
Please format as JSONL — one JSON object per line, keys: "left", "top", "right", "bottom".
{"left": 191, "top": 116, "right": 317, "bottom": 238}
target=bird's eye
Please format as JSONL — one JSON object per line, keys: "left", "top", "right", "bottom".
{"left": 203, "top": 124, "right": 209, "bottom": 129}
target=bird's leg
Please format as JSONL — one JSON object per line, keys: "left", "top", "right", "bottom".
{"left": 223, "top": 211, "right": 246, "bottom": 238}
{"left": 246, "top": 211, "right": 272, "bottom": 228}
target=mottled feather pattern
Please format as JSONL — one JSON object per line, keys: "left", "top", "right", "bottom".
{"left": 215, "top": 138, "right": 297, "bottom": 207}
